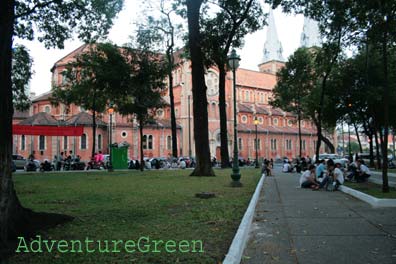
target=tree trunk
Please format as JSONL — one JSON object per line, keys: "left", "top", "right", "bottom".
{"left": 353, "top": 123, "right": 363, "bottom": 153}
{"left": 298, "top": 111, "right": 302, "bottom": 158}
{"left": 374, "top": 130, "right": 382, "bottom": 169}
{"left": 0, "top": 0, "right": 24, "bottom": 250}
{"left": 186, "top": 0, "right": 215, "bottom": 176}
{"left": 166, "top": 48, "right": 178, "bottom": 159}
{"left": 91, "top": 108, "right": 96, "bottom": 159}
{"left": 380, "top": 13, "right": 389, "bottom": 192}
{"left": 320, "top": 133, "right": 335, "bottom": 153}
{"left": 139, "top": 120, "right": 144, "bottom": 172}
{"left": 218, "top": 64, "right": 230, "bottom": 168}
{"left": 369, "top": 133, "right": 375, "bottom": 167}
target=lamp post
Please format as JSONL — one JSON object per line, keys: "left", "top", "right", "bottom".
{"left": 254, "top": 116, "right": 259, "bottom": 168}
{"left": 107, "top": 102, "right": 114, "bottom": 172}
{"left": 228, "top": 49, "right": 242, "bottom": 187}
{"left": 188, "top": 95, "right": 192, "bottom": 158}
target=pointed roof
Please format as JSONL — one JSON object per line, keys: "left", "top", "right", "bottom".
{"left": 66, "top": 112, "right": 107, "bottom": 126}
{"left": 19, "top": 112, "right": 59, "bottom": 126}
{"left": 300, "top": 17, "right": 322, "bottom": 48}
{"left": 32, "top": 91, "right": 52, "bottom": 103}
{"left": 262, "top": 9, "right": 284, "bottom": 63}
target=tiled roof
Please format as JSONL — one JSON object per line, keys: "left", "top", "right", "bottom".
{"left": 145, "top": 119, "right": 181, "bottom": 129}
{"left": 238, "top": 104, "right": 253, "bottom": 113}
{"left": 270, "top": 108, "right": 284, "bottom": 116}
{"left": 18, "top": 112, "right": 59, "bottom": 126}
{"left": 238, "top": 123, "right": 315, "bottom": 136}
{"left": 32, "top": 91, "right": 52, "bottom": 103}
{"left": 255, "top": 106, "right": 270, "bottom": 114}
{"left": 13, "top": 109, "right": 30, "bottom": 119}
{"left": 235, "top": 68, "right": 277, "bottom": 89}
{"left": 66, "top": 112, "right": 107, "bottom": 126}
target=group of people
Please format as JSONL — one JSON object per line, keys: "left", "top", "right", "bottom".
{"left": 299, "top": 158, "right": 371, "bottom": 191}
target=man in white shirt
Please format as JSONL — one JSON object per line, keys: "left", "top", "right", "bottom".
{"left": 333, "top": 163, "right": 344, "bottom": 184}
{"left": 356, "top": 159, "right": 371, "bottom": 182}
{"left": 300, "top": 165, "right": 319, "bottom": 189}
{"left": 282, "top": 161, "right": 291, "bottom": 173}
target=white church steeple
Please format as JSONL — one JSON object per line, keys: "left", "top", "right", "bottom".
{"left": 300, "top": 17, "right": 322, "bottom": 48}
{"left": 262, "top": 9, "right": 284, "bottom": 63}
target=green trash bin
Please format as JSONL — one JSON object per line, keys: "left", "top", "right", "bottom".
{"left": 110, "top": 145, "right": 128, "bottom": 169}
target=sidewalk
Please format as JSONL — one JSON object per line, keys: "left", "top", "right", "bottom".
{"left": 242, "top": 167, "right": 396, "bottom": 264}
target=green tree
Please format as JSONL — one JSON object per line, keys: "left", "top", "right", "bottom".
{"left": 271, "top": 47, "right": 316, "bottom": 158}
{"left": 201, "top": 0, "right": 264, "bottom": 168}
{"left": 115, "top": 29, "right": 167, "bottom": 171}
{"left": 141, "top": 0, "right": 183, "bottom": 159}
{"left": 0, "top": 0, "right": 122, "bottom": 251}
{"left": 12, "top": 44, "right": 33, "bottom": 111}
{"left": 265, "top": 0, "right": 396, "bottom": 192}
{"left": 186, "top": 0, "right": 215, "bottom": 176}
{"left": 51, "top": 43, "right": 131, "bottom": 159}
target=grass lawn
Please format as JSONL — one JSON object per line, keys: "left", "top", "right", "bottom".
{"left": 344, "top": 181, "right": 396, "bottom": 199}
{"left": 10, "top": 168, "right": 261, "bottom": 264}
{"left": 373, "top": 169, "right": 396, "bottom": 173}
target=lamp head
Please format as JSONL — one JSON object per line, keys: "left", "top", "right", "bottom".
{"left": 228, "top": 49, "right": 241, "bottom": 70}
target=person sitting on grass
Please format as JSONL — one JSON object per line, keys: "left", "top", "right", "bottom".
{"left": 356, "top": 159, "right": 371, "bottom": 182}
{"left": 300, "top": 165, "right": 320, "bottom": 190}
{"left": 319, "top": 162, "right": 344, "bottom": 190}
{"left": 315, "top": 159, "right": 326, "bottom": 179}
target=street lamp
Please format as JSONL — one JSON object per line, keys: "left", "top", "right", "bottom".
{"left": 107, "top": 102, "right": 114, "bottom": 172}
{"left": 254, "top": 116, "right": 259, "bottom": 168}
{"left": 228, "top": 49, "right": 242, "bottom": 187}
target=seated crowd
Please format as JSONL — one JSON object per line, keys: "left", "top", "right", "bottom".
{"left": 299, "top": 158, "right": 371, "bottom": 191}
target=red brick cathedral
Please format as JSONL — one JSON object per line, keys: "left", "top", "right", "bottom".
{"left": 13, "top": 12, "right": 328, "bottom": 162}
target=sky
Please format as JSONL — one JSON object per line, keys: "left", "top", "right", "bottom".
{"left": 18, "top": 1, "right": 304, "bottom": 96}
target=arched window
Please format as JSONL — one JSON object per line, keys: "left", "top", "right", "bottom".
{"left": 302, "top": 140, "right": 306, "bottom": 150}
{"left": 143, "top": 135, "right": 153, "bottom": 150}
{"left": 271, "top": 139, "right": 277, "bottom": 150}
{"left": 21, "top": 135, "right": 25, "bottom": 150}
{"left": 238, "top": 138, "right": 243, "bottom": 150}
{"left": 80, "top": 134, "right": 87, "bottom": 150}
{"left": 205, "top": 71, "right": 219, "bottom": 96}
{"left": 39, "top": 135, "right": 45, "bottom": 150}
{"left": 245, "top": 90, "right": 250, "bottom": 101}
{"left": 167, "top": 136, "right": 172, "bottom": 150}
{"left": 64, "top": 136, "right": 68, "bottom": 150}
{"left": 98, "top": 134, "right": 102, "bottom": 150}
{"left": 254, "top": 139, "right": 261, "bottom": 150}
{"left": 44, "top": 105, "right": 51, "bottom": 113}
{"left": 273, "top": 118, "right": 279, "bottom": 126}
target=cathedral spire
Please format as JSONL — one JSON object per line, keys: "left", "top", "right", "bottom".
{"left": 300, "top": 17, "right": 322, "bottom": 48}
{"left": 262, "top": 9, "right": 284, "bottom": 63}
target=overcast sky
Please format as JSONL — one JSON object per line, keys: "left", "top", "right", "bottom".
{"left": 18, "top": 2, "right": 304, "bottom": 96}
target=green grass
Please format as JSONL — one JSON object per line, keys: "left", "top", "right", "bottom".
{"left": 344, "top": 181, "right": 396, "bottom": 199}
{"left": 10, "top": 168, "right": 261, "bottom": 264}
{"left": 373, "top": 169, "right": 396, "bottom": 173}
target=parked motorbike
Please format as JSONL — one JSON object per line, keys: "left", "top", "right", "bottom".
{"left": 25, "top": 159, "right": 39, "bottom": 172}
{"left": 39, "top": 159, "right": 54, "bottom": 172}
{"left": 87, "top": 157, "right": 105, "bottom": 170}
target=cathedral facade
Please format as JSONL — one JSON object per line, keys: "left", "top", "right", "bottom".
{"left": 13, "top": 12, "right": 327, "bottom": 163}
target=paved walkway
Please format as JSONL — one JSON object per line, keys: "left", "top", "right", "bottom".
{"left": 242, "top": 167, "right": 396, "bottom": 264}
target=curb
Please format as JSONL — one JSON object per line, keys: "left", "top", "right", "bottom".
{"left": 223, "top": 173, "right": 266, "bottom": 264}
{"left": 339, "top": 185, "right": 396, "bottom": 207}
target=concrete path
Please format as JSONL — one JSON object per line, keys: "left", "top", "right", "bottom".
{"left": 242, "top": 167, "right": 396, "bottom": 264}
